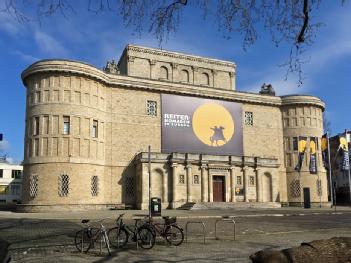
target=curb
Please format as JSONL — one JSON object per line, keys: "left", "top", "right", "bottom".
{"left": 175, "top": 211, "right": 347, "bottom": 219}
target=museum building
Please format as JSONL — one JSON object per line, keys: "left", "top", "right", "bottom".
{"left": 19, "top": 44, "right": 327, "bottom": 212}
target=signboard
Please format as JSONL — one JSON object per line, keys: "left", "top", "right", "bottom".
{"left": 161, "top": 94, "right": 243, "bottom": 156}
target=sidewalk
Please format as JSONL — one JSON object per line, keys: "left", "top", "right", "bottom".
{"left": 0, "top": 206, "right": 350, "bottom": 221}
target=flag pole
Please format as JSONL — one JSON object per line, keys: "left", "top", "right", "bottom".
{"left": 148, "top": 145, "right": 151, "bottom": 219}
{"left": 327, "top": 132, "right": 333, "bottom": 208}
{"left": 345, "top": 130, "right": 351, "bottom": 208}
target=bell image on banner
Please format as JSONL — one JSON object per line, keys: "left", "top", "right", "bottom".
{"left": 309, "top": 137, "right": 318, "bottom": 174}
{"left": 321, "top": 134, "right": 329, "bottom": 170}
{"left": 295, "top": 137, "right": 307, "bottom": 172}
{"left": 339, "top": 133, "right": 350, "bottom": 171}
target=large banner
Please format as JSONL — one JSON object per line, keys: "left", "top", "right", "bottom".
{"left": 161, "top": 94, "right": 243, "bottom": 156}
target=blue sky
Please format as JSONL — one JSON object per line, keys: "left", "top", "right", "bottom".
{"left": 0, "top": 1, "right": 350, "bottom": 163}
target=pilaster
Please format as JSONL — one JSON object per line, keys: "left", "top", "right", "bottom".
{"left": 230, "top": 166, "right": 236, "bottom": 202}
{"left": 201, "top": 164, "right": 207, "bottom": 202}
{"left": 171, "top": 163, "right": 178, "bottom": 208}
{"left": 186, "top": 163, "right": 192, "bottom": 202}
{"left": 243, "top": 166, "right": 249, "bottom": 202}
{"left": 256, "top": 168, "right": 263, "bottom": 202}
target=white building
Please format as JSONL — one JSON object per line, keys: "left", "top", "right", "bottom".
{"left": 0, "top": 157, "right": 23, "bottom": 204}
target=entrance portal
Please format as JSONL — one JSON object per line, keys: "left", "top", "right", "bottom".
{"left": 213, "top": 176, "right": 225, "bottom": 202}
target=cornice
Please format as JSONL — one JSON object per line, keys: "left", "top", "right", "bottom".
{"left": 281, "top": 95, "right": 325, "bottom": 110}
{"left": 21, "top": 60, "right": 324, "bottom": 109}
{"left": 126, "top": 44, "right": 236, "bottom": 69}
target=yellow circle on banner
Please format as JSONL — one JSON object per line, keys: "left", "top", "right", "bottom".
{"left": 192, "top": 103, "right": 234, "bottom": 147}
{"left": 310, "top": 140, "right": 316, "bottom": 154}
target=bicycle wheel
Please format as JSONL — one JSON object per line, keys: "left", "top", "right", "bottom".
{"left": 165, "top": 225, "right": 184, "bottom": 246}
{"left": 74, "top": 229, "right": 92, "bottom": 253}
{"left": 137, "top": 226, "right": 155, "bottom": 249}
{"left": 108, "top": 227, "right": 128, "bottom": 248}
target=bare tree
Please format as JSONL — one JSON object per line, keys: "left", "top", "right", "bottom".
{"left": 1, "top": 0, "right": 348, "bottom": 85}
{"left": 323, "top": 112, "right": 332, "bottom": 135}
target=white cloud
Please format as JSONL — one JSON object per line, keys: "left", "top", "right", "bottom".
{"left": 0, "top": 140, "right": 10, "bottom": 152}
{"left": 11, "top": 50, "right": 39, "bottom": 63}
{"left": 34, "top": 29, "right": 68, "bottom": 57}
{"left": 0, "top": 13, "right": 23, "bottom": 36}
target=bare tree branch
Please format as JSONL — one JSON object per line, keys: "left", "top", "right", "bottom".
{"left": 297, "top": 0, "right": 309, "bottom": 44}
{"left": 1, "top": 0, "right": 348, "bottom": 86}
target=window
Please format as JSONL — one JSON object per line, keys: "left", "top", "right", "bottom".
{"left": 293, "top": 137, "right": 298, "bottom": 151}
{"left": 11, "top": 170, "right": 22, "bottom": 179}
{"left": 92, "top": 120, "right": 98, "bottom": 138}
{"left": 180, "top": 69, "right": 189, "bottom": 83}
{"left": 63, "top": 116, "right": 70, "bottom": 135}
{"left": 29, "top": 174, "right": 38, "bottom": 198}
{"left": 244, "top": 111, "right": 253, "bottom": 126}
{"left": 147, "top": 101, "right": 157, "bottom": 117}
{"left": 290, "top": 179, "right": 301, "bottom": 198}
{"left": 201, "top": 72, "right": 209, "bottom": 85}
{"left": 316, "top": 179, "right": 322, "bottom": 197}
{"left": 179, "top": 174, "right": 185, "bottom": 184}
{"left": 11, "top": 184, "right": 21, "bottom": 195}
{"left": 160, "top": 66, "right": 169, "bottom": 80}
{"left": 249, "top": 176, "right": 255, "bottom": 186}
{"left": 58, "top": 174, "right": 69, "bottom": 197}
{"left": 0, "top": 169, "right": 3, "bottom": 178}
{"left": 91, "top": 176, "right": 99, "bottom": 196}
{"left": 125, "top": 177, "right": 135, "bottom": 198}
{"left": 33, "top": 116, "right": 39, "bottom": 135}
{"left": 35, "top": 91, "right": 41, "bottom": 103}
{"left": 193, "top": 175, "right": 199, "bottom": 184}
{"left": 43, "top": 116, "right": 49, "bottom": 134}
{"left": 236, "top": 176, "right": 242, "bottom": 185}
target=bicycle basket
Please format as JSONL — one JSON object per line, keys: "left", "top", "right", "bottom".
{"left": 164, "top": 217, "right": 176, "bottom": 225}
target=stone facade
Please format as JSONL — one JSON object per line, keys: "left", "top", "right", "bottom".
{"left": 19, "top": 45, "right": 327, "bottom": 212}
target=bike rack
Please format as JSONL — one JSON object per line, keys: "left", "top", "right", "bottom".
{"left": 215, "top": 216, "right": 236, "bottom": 241}
{"left": 185, "top": 221, "right": 206, "bottom": 244}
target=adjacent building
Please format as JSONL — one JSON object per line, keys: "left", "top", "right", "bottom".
{"left": 0, "top": 157, "right": 23, "bottom": 205}
{"left": 329, "top": 131, "right": 351, "bottom": 204}
{"left": 19, "top": 44, "right": 327, "bottom": 212}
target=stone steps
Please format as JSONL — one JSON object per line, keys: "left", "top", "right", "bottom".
{"left": 178, "top": 202, "right": 281, "bottom": 210}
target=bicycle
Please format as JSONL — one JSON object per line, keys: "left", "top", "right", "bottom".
{"left": 108, "top": 213, "right": 156, "bottom": 249}
{"left": 74, "top": 218, "right": 111, "bottom": 255}
{"left": 143, "top": 216, "right": 184, "bottom": 246}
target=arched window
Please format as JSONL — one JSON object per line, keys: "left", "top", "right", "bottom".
{"left": 180, "top": 69, "right": 189, "bottom": 83}
{"left": 160, "top": 66, "right": 169, "bottom": 80}
{"left": 201, "top": 72, "right": 210, "bottom": 85}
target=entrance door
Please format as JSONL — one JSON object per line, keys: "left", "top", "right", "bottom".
{"left": 303, "top": 187, "right": 311, "bottom": 208}
{"left": 213, "top": 176, "right": 225, "bottom": 202}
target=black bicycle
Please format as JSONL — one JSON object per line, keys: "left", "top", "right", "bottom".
{"left": 143, "top": 216, "right": 184, "bottom": 246}
{"left": 108, "top": 213, "right": 156, "bottom": 249}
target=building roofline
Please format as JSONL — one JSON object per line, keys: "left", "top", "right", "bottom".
{"left": 120, "top": 44, "right": 236, "bottom": 69}
{"left": 21, "top": 59, "right": 325, "bottom": 110}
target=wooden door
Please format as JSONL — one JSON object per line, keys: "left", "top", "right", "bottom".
{"left": 213, "top": 176, "right": 225, "bottom": 202}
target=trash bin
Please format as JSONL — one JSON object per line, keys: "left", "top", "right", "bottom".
{"left": 151, "top": 197, "right": 161, "bottom": 217}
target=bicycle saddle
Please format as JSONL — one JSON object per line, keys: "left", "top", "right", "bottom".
{"left": 81, "top": 219, "right": 90, "bottom": 223}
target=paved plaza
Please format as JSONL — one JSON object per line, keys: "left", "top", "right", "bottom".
{"left": 1, "top": 207, "right": 351, "bottom": 262}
